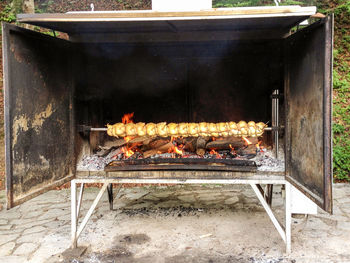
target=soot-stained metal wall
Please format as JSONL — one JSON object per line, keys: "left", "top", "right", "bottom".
{"left": 74, "top": 40, "right": 283, "bottom": 127}
{"left": 3, "top": 24, "right": 75, "bottom": 207}
{"left": 285, "top": 16, "right": 333, "bottom": 213}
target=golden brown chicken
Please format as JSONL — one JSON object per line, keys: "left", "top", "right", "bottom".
{"left": 107, "top": 121, "right": 266, "bottom": 138}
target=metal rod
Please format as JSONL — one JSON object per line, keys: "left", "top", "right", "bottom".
{"left": 272, "top": 90, "right": 279, "bottom": 159}
{"left": 285, "top": 182, "right": 292, "bottom": 253}
{"left": 90, "top": 128, "right": 108, "bottom": 131}
{"left": 107, "top": 183, "right": 113, "bottom": 210}
{"left": 76, "top": 183, "right": 85, "bottom": 222}
{"left": 73, "top": 178, "right": 286, "bottom": 185}
{"left": 250, "top": 183, "right": 286, "bottom": 243}
{"left": 76, "top": 183, "right": 108, "bottom": 239}
{"left": 71, "top": 180, "right": 77, "bottom": 248}
{"left": 90, "top": 127, "right": 274, "bottom": 132}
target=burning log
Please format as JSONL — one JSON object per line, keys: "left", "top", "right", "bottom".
{"left": 183, "top": 138, "right": 197, "bottom": 152}
{"left": 206, "top": 137, "right": 258, "bottom": 151}
{"left": 107, "top": 121, "right": 266, "bottom": 138}
{"left": 236, "top": 144, "right": 257, "bottom": 158}
{"left": 143, "top": 142, "right": 174, "bottom": 158}
{"left": 196, "top": 137, "right": 210, "bottom": 156}
{"left": 106, "top": 158, "right": 257, "bottom": 172}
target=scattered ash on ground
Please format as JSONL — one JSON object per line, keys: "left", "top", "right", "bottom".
{"left": 121, "top": 206, "right": 207, "bottom": 218}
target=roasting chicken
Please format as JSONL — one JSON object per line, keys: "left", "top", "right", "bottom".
{"left": 107, "top": 121, "right": 266, "bottom": 138}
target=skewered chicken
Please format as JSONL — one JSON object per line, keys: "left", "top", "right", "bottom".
{"left": 107, "top": 121, "right": 266, "bottom": 138}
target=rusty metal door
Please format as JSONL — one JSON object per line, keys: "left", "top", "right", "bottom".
{"left": 285, "top": 15, "right": 333, "bottom": 213}
{"left": 2, "top": 23, "right": 75, "bottom": 208}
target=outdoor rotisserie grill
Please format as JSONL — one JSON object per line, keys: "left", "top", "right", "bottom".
{"left": 2, "top": 5, "right": 333, "bottom": 252}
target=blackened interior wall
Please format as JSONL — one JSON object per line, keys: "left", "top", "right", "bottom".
{"left": 74, "top": 40, "right": 283, "bottom": 128}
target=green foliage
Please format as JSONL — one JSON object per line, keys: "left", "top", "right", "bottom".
{"left": 330, "top": 0, "right": 350, "bottom": 181}
{"left": 212, "top": 0, "right": 268, "bottom": 8}
{"left": 332, "top": 53, "right": 350, "bottom": 181}
{"left": 0, "top": 4, "right": 17, "bottom": 23}
{"left": 333, "top": 139, "right": 350, "bottom": 181}
{"left": 212, "top": 0, "right": 312, "bottom": 8}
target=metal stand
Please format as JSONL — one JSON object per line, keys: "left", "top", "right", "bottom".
{"left": 70, "top": 178, "right": 291, "bottom": 252}
{"left": 250, "top": 182, "right": 291, "bottom": 253}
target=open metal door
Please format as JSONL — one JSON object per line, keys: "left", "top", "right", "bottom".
{"left": 285, "top": 15, "right": 333, "bottom": 213}
{"left": 2, "top": 23, "right": 75, "bottom": 208}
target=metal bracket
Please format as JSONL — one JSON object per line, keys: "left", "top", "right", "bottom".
{"left": 70, "top": 178, "right": 291, "bottom": 252}
{"left": 107, "top": 183, "right": 122, "bottom": 210}
{"left": 250, "top": 182, "right": 291, "bottom": 253}
{"left": 270, "top": 93, "right": 284, "bottom": 99}
{"left": 71, "top": 181, "right": 108, "bottom": 248}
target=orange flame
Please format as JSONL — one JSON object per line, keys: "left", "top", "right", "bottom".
{"left": 242, "top": 136, "right": 252, "bottom": 146}
{"left": 122, "top": 112, "right": 134, "bottom": 124}
{"left": 121, "top": 146, "right": 134, "bottom": 158}
{"left": 174, "top": 145, "right": 183, "bottom": 155}
{"left": 124, "top": 136, "right": 132, "bottom": 143}
{"left": 209, "top": 149, "right": 222, "bottom": 159}
{"left": 256, "top": 141, "right": 263, "bottom": 151}
{"left": 229, "top": 144, "right": 236, "bottom": 155}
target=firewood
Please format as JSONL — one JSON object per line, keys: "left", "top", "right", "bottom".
{"left": 196, "top": 137, "right": 209, "bottom": 156}
{"left": 149, "top": 138, "right": 170, "bottom": 149}
{"left": 206, "top": 137, "right": 258, "bottom": 150}
{"left": 96, "top": 139, "right": 128, "bottom": 157}
{"left": 103, "top": 138, "right": 127, "bottom": 149}
{"left": 184, "top": 138, "right": 197, "bottom": 152}
{"left": 236, "top": 144, "right": 257, "bottom": 158}
{"left": 143, "top": 142, "right": 174, "bottom": 158}
{"left": 128, "top": 136, "right": 151, "bottom": 144}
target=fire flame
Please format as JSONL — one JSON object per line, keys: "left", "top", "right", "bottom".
{"left": 256, "top": 141, "right": 263, "bottom": 152}
{"left": 242, "top": 136, "right": 252, "bottom": 146}
{"left": 121, "top": 146, "right": 134, "bottom": 158}
{"left": 121, "top": 113, "right": 135, "bottom": 156}
{"left": 174, "top": 145, "right": 183, "bottom": 155}
{"left": 124, "top": 136, "right": 132, "bottom": 143}
{"left": 209, "top": 149, "right": 222, "bottom": 159}
{"left": 122, "top": 112, "right": 134, "bottom": 124}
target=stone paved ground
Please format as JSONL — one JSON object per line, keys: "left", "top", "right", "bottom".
{"left": 0, "top": 184, "right": 349, "bottom": 263}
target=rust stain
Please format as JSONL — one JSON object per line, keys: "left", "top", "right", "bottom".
{"left": 32, "top": 104, "right": 54, "bottom": 131}
{"left": 10, "top": 39, "right": 25, "bottom": 63}
{"left": 12, "top": 115, "right": 29, "bottom": 146}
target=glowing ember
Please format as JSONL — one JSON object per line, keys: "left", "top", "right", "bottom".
{"left": 124, "top": 136, "right": 132, "bottom": 143}
{"left": 256, "top": 141, "right": 263, "bottom": 152}
{"left": 174, "top": 145, "right": 183, "bottom": 155}
{"left": 229, "top": 144, "right": 236, "bottom": 155}
{"left": 121, "top": 146, "right": 134, "bottom": 158}
{"left": 242, "top": 136, "right": 252, "bottom": 146}
{"left": 122, "top": 112, "right": 134, "bottom": 124}
{"left": 209, "top": 149, "right": 222, "bottom": 159}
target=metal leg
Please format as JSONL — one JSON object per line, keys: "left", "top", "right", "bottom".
{"left": 250, "top": 184, "right": 286, "bottom": 243}
{"left": 76, "top": 183, "right": 85, "bottom": 222}
{"left": 285, "top": 182, "right": 292, "bottom": 253}
{"left": 71, "top": 180, "right": 77, "bottom": 248}
{"left": 107, "top": 183, "right": 113, "bottom": 210}
{"left": 76, "top": 183, "right": 108, "bottom": 239}
{"left": 265, "top": 184, "right": 273, "bottom": 206}
{"left": 71, "top": 182, "right": 108, "bottom": 248}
